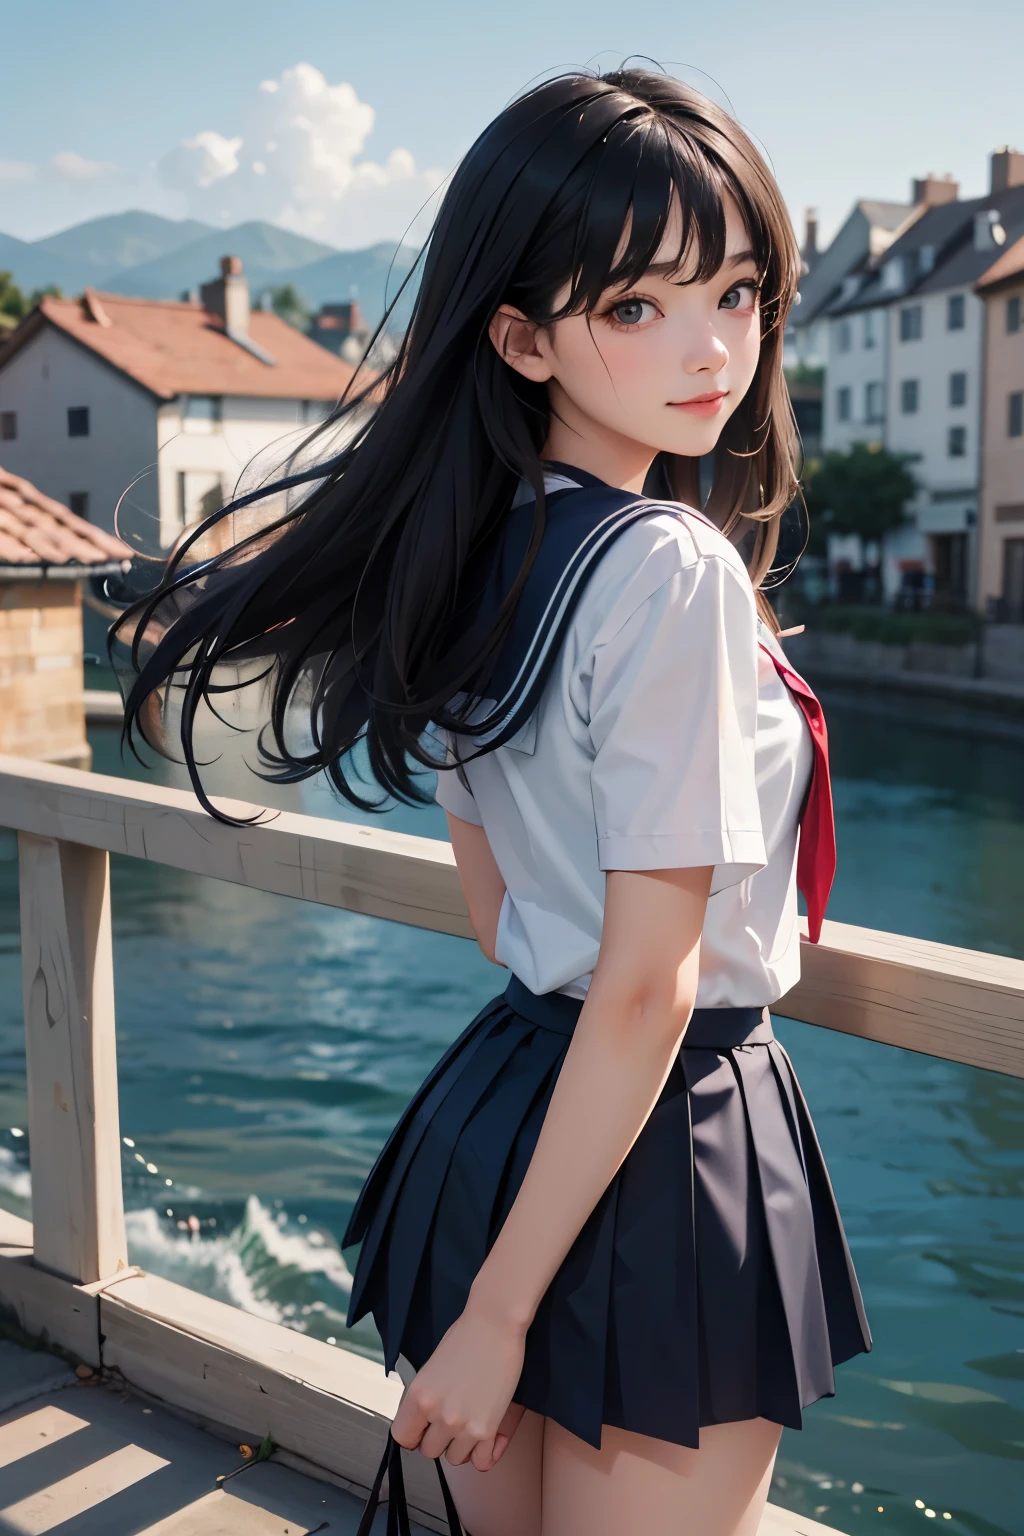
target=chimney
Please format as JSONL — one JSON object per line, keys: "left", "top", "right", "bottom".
{"left": 802, "top": 208, "right": 819, "bottom": 268}
{"left": 991, "top": 147, "right": 1024, "bottom": 194}
{"left": 200, "top": 255, "right": 250, "bottom": 339}
{"left": 912, "top": 173, "right": 959, "bottom": 207}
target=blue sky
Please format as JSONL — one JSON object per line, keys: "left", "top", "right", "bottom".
{"left": 2, "top": 0, "right": 1022, "bottom": 249}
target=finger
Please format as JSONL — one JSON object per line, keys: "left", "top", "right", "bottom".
{"left": 443, "top": 1430, "right": 479, "bottom": 1467}
{"left": 390, "top": 1394, "right": 429, "bottom": 1451}
{"left": 497, "top": 1401, "right": 526, "bottom": 1442}
{"left": 470, "top": 1434, "right": 502, "bottom": 1473}
{"left": 419, "top": 1422, "right": 457, "bottom": 1461}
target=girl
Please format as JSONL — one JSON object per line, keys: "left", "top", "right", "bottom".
{"left": 118, "top": 68, "right": 870, "bottom": 1536}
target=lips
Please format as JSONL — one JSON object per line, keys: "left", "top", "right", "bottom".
{"left": 669, "top": 390, "right": 728, "bottom": 417}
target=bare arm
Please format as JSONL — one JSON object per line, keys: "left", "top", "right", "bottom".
{"left": 392, "top": 858, "right": 712, "bottom": 1469}
{"left": 445, "top": 810, "right": 507, "bottom": 965}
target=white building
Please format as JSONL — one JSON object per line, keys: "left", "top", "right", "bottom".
{"left": 786, "top": 198, "right": 919, "bottom": 374}
{"left": 822, "top": 154, "right": 1024, "bottom": 606}
{"left": 0, "top": 257, "right": 356, "bottom": 553}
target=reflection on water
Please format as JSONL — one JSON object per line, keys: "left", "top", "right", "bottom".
{"left": 0, "top": 686, "right": 1022, "bottom": 1536}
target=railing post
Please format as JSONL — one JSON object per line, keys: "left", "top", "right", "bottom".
{"left": 18, "top": 833, "right": 128, "bottom": 1283}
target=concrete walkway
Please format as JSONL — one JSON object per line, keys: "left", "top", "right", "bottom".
{"left": 0, "top": 1339, "right": 424, "bottom": 1535}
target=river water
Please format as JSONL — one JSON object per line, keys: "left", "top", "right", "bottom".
{"left": 0, "top": 686, "right": 1021, "bottom": 1536}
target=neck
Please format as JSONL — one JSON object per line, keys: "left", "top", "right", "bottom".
{"left": 541, "top": 398, "right": 655, "bottom": 494}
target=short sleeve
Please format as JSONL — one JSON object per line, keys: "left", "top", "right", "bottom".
{"left": 588, "top": 554, "right": 766, "bottom": 893}
{"left": 432, "top": 734, "right": 484, "bottom": 826}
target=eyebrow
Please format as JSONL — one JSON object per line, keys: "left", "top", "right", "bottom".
{"left": 644, "top": 247, "right": 761, "bottom": 279}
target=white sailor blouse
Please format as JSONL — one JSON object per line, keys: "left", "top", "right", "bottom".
{"left": 433, "top": 471, "right": 832, "bottom": 1011}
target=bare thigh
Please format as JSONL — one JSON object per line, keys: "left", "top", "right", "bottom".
{"left": 395, "top": 1358, "right": 543, "bottom": 1536}
{"left": 442, "top": 1407, "right": 545, "bottom": 1536}
{"left": 541, "top": 1417, "right": 782, "bottom": 1536}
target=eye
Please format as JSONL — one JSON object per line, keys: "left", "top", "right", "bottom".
{"left": 608, "top": 297, "right": 659, "bottom": 328}
{"left": 720, "top": 281, "right": 760, "bottom": 313}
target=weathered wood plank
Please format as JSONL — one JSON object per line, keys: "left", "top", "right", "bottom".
{"left": 781, "top": 920, "right": 1024, "bottom": 1079}
{"left": 17, "top": 834, "right": 128, "bottom": 1283}
{"left": 0, "top": 1248, "right": 100, "bottom": 1364}
{"left": 0, "top": 753, "right": 473, "bottom": 939}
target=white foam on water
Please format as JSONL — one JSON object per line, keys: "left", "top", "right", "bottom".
{"left": 241, "top": 1195, "right": 353, "bottom": 1292}
{"left": 124, "top": 1195, "right": 353, "bottom": 1330}
{"left": 0, "top": 1145, "right": 31, "bottom": 1203}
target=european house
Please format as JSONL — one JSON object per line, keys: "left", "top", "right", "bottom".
{"left": 0, "top": 257, "right": 356, "bottom": 554}
{"left": 820, "top": 150, "right": 1024, "bottom": 607}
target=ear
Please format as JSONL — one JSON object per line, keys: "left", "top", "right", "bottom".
{"left": 488, "top": 306, "right": 555, "bottom": 383}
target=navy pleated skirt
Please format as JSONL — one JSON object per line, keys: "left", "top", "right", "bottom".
{"left": 343, "top": 976, "right": 871, "bottom": 1450}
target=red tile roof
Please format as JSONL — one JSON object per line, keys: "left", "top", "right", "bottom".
{"left": 0, "top": 467, "right": 132, "bottom": 568}
{"left": 976, "top": 233, "right": 1024, "bottom": 291}
{"left": 3, "top": 289, "right": 358, "bottom": 404}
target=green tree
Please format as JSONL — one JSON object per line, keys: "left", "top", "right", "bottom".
{"left": 0, "top": 272, "right": 28, "bottom": 323}
{"left": 265, "top": 283, "right": 309, "bottom": 331}
{"left": 0, "top": 275, "right": 63, "bottom": 326}
{"left": 803, "top": 442, "right": 917, "bottom": 552}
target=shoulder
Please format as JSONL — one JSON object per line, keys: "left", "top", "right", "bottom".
{"left": 576, "top": 500, "right": 755, "bottom": 647}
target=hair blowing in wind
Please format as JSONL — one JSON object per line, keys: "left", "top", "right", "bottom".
{"left": 113, "top": 68, "right": 801, "bottom": 820}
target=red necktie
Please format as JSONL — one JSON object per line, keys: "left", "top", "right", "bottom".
{"left": 762, "top": 647, "right": 836, "bottom": 944}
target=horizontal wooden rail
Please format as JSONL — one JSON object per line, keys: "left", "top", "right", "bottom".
{"left": 0, "top": 753, "right": 1021, "bottom": 1076}
{"left": 0, "top": 752, "right": 473, "bottom": 939}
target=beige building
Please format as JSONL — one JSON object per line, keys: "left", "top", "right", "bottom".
{"left": 976, "top": 233, "right": 1024, "bottom": 619}
{"left": 0, "top": 467, "right": 130, "bottom": 769}
{"left": 0, "top": 258, "right": 356, "bottom": 551}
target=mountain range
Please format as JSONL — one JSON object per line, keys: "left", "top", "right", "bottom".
{"left": 0, "top": 210, "right": 421, "bottom": 332}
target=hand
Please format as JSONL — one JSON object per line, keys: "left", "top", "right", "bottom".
{"left": 390, "top": 1303, "right": 528, "bottom": 1471}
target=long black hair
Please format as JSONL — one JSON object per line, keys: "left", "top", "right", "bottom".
{"left": 114, "top": 67, "right": 801, "bottom": 819}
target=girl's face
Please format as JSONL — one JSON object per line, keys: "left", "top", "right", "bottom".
{"left": 491, "top": 196, "right": 763, "bottom": 482}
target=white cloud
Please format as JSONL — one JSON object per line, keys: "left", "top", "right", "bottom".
{"left": 0, "top": 159, "right": 35, "bottom": 182}
{"left": 159, "top": 131, "right": 243, "bottom": 191}
{"left": 156, "top": 63, "right": 444, "bottom": 246}
{"left": 45, "top": 151, "right": 117, "bottom": 184}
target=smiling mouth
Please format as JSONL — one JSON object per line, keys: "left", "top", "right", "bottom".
{"left": 669, "top": 391, "right": 728, "bottom": 413}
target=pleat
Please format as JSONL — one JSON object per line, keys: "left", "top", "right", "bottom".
{"left": 769, "top": 1041, "right": 872, "bottom": 1362}
{"left": 520, "top": 1172, "right": 621, "bottom": 1448}
{"left": 347, "top": 1003, "right": 515, "bottom": 1328}
{"left": 732, "top": 1044, "right": 837, "bottom": 1413}
{"left": 603, "top": 1062, "right": 700, "bottom": 1446}
{"left": 401, "top": 1025, "right": 566, "bottom": 1366}
{"left": 374, "top": 1018, "right": 537, "bottom": 1365}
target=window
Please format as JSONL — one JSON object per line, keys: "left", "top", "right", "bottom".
{"left": 837, "top": 319, "right": 852, "bottom": 353}
{"left": 947, "top": 293, "right": 966, "bottom": 331}
{"left": 0, "top": 411, "right": 15, "bottom": 441}
{"left": 836, "top": 386, "right": 852, "bottom": 422}
{"left": 1008, "top": 296, "right": 1022, "bottom": 334}
{"left": 899, "top": 305, "right": 923, "bottom": 341}
{"left": 949, "top": 371, "right": 968, "bottom": 407}
{"left": 865, "top": 381, "right": 884, "bottom": 423}
{"left": 67, "top": 406, "right": 90, "bottom": 437}
{"left": 948, "top": 425, "right": 967, "bottom": 456}
{"left": 182, "top": 395, "right": 223, "bottom": 435}
{"left": 901, "top": 379, "right": 920, "bottom": 414}
{"left": 69, "top": 492, "right": 90, "bottom": 519}
{"left": 862, "top": 311, "right": 877, "bottom": 349}
{"left": 1010, "top": 392, "right": 1024, "bottom": 438}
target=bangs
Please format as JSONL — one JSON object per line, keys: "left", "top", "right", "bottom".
{"left": 540, "top": 110, "right": 772, "bottom": 320}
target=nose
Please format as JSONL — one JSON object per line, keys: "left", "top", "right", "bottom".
{"left": 681, "top": 323, "right": 729, "bottom": 377}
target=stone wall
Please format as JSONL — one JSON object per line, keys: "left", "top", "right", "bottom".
{"left": 784, "top": 623, "right": 1024, "bottom": 695}
{"left": 0, "top": 581, "right": 90, "bottom": 769}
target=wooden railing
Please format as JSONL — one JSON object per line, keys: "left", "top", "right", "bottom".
{"left": 1, "top": 751, "right": 1022, "bottom": 1534}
